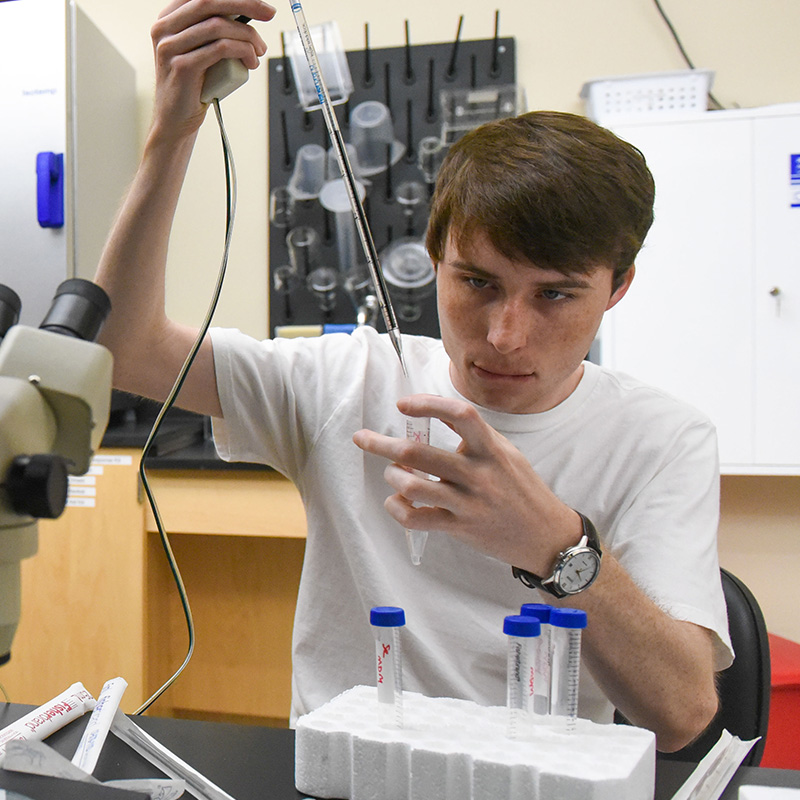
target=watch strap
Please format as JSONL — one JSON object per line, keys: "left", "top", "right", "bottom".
{"left": 511, "top": 511, "right": 601, "bottom": 597}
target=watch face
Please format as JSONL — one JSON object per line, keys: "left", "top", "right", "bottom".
{"left": 556, "top": 548, "right": 600, "bottom": 594}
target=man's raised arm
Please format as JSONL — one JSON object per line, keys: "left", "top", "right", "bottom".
{"left": 94, "top": 1, "right": 276, "bottom": 416}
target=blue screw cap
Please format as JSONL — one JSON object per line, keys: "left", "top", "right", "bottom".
{"left": 370, "top": 606, "right": 406, "bottom": 627}
{"left": 549, "top": 608, "right": 587, "bottom": 629}
{"left": 520, "top": 603, "right": 553, "bottom": 623}
{"left": 323, "top": 323, "right": 357, "bottom": 335}
{"left": 503, "top": 614, "right": 541, "bottom": 637}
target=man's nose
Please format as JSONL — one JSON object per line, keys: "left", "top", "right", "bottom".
{"left": 486, "top": 300, "right": 529, "bottom": 353}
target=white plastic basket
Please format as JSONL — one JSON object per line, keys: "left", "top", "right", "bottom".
{"left": 580, "top": 69, "right": 714, "bottom": 122}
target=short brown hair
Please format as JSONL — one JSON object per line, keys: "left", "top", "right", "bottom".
{"left": 425, "top": 111, "right": 655, "bottom": 288}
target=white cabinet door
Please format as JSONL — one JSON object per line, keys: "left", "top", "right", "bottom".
{"left": 601, "top": 115, "right": 756, "bottom": 466}
{"left": 602, "top": 106, "right": 800, "bottom": 473}
{"left": 0, "top": 1, "right": 137, "bottom": 329}
{"left": 753, "top": 112, "right": 800, "bottom": 466}
{"left": 0, "top": 0, "right": 69, "bottom": 327}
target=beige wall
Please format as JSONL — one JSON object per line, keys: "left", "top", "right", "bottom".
{"left": 720, "top": 476, "right": 799, "bottom": 641}
{"left": 78, "top": 0, "right": 800, "bottom": 642}
{"left": 79, "top": 0, "right": 800, "bottom": 337}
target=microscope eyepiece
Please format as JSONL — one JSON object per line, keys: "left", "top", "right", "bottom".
{"left": 39, "top": 278, "right": 111, "bottom": 342}
{"left": 0, "top": 284, "right": 21, "bottom": 339}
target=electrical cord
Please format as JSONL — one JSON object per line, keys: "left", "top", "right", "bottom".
{"left": 652, "top": 0, "right": 724, "bottom": 110}
{"left": 135, "top": 98, "right": 237, "bottom": 715}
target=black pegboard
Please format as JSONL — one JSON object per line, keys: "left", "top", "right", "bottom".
{"left": 267, "top": 31, "right": 516, "bottom": 337}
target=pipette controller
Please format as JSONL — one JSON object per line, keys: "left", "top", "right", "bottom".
{"left": 200, "top": 16, "right": 252, "bottom": 103}
{"left": 370, "top": 606, "right": 406, "bottom": 728}
{"left": 503, "top": 614, "right": 540, "bottom": 740}
{"left": 288, "top": 0, "right": 407, "bottom": 376}
{"left": 549, "top": 607, "right": 587, "bottom": 732}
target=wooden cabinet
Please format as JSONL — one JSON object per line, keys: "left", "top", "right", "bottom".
{"left": 600, "top": 104, "right": 800, "bottom": 474}
{"left": 0, "top": 450, "right": 147, "bottom": 713}
{"left": 0, "top": 450, "right": 306, "bottom": 724}
{"left": 144, "top": 469, "right": 306, "bottom": 725}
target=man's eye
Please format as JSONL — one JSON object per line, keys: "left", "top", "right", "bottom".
{"left": 466, "top": 276, "right": 490, "bottom": 289}
{"left": 541, "top": 289, "right": 568, "bottom": 301}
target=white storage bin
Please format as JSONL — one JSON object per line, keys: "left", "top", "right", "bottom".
{"left": 580, "top": 69, "right": 714, "bottom": 123}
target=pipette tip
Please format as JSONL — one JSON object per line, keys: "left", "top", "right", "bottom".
{"left": 388, "top": 326, "right": 408, "bottom": 377}
{"left": 406, "top": 529, "right": 428, "bottom": 566}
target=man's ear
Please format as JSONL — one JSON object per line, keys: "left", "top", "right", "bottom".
{"left": 606, "top": 265, "right": 635, "bottom": 311}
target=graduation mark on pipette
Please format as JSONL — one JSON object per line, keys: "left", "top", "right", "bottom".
{"left": 289, "top": 0, "right": 407, "bottom": 377}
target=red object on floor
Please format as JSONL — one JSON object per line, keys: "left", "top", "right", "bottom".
{"left": 761, "top": 633, "right": 800, "bottom": 769}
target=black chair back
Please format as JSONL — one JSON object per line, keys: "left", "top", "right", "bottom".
{"left": 658, "top": 568, "right": 771, "bottom": 766}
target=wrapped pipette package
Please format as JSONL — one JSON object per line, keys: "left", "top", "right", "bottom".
{"left": 295, "top": 685, "right": 656, "bottom": 800}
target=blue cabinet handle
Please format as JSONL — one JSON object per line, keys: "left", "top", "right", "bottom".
{"left": 36, "top": 151, "right": 64, "bottom": 229}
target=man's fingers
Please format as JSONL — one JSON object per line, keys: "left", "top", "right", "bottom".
{"left": 157, "top": 0, "right": 276, "bottom": 26}
{"left": 396, "top": 394, "right": 495, "bottom": 457}
{"left": 354, "top": 427, "right": 461, "bottom": 482}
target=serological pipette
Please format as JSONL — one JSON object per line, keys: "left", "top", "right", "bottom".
{"left": 291, "top": 0, "right": 437, "bottom": 566}
{"left": 288, "top": 0, "right": 407, "bottom": 377}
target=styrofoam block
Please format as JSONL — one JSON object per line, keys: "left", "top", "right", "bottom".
{"left": 295, "top": 686, "right": 655, "bottom": 800}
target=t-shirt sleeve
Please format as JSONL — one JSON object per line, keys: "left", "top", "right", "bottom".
{"left": 609, "top": 417, "right": 734, "bottom": 672}
{"left": 208, "top": 327, "right": 355, "bottom": 479}
{"left": 208, "top": 325, "right": 387, "bottom": 482}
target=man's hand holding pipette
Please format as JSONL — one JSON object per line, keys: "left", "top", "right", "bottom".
{"left": 150, "top": 0, "right": 275, "bottom": 134}
{"left": 97, "top": 0, "right": 277, "bottom": 417}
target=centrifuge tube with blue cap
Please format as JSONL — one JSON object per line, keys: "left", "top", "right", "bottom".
{"left": 520, "top": 602, "right": 553, "bottom": 716}
{"left": 503, "top": 614, "right": 541, "bottom": 740}
{"left": 549, "top": 607, "right": 587, "bottom": 732}
{"left": 370, "top": 606, "right": 405, "bottom": 728}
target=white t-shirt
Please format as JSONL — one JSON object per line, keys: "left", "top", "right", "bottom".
{"left": 210, "top": 325, "right": 733, "bottom": 724}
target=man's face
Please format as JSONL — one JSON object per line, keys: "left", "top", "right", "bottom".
{"left": 436, "top": 230, "right": 632, "bottom": 414}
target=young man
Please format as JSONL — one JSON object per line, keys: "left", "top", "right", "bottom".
{"left": 96, "top": 0, "right": 732, "bottom": 751}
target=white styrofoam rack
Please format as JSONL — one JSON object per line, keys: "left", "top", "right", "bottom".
{"left": 580, "top": 69, "right": 714, "bottom": 123}
{"left": 295, "top": 686, "right": 656, "bottom": 800}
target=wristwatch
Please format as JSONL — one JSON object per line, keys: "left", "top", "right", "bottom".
{"left": 512, "top": 511, "right": 602, "bottom": 598}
